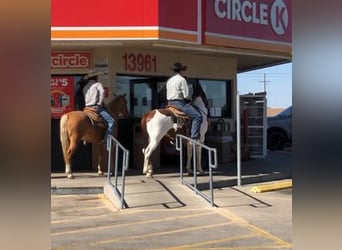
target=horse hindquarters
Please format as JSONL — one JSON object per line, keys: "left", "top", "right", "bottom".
{"left": 141, "top": 110, "right": 174, "bottom": 177}
{"left": 140, "top": 112, "right": 156, "bottom": 176}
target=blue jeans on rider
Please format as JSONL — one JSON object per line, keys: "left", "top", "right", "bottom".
{"left": 168, "top": 99, "right": 202, "bottom": 140}
{"left": 96, "top": 106, "right": 115, "bottom": 143}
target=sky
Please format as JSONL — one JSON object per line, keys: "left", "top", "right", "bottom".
{"left": 237, "top": 62, "right": 292, "bottom": 108}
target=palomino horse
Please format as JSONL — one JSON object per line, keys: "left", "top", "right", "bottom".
{"left": 140, "top": 82, "right": 209, "bottom": 178}
{"left": 60, "top": 94, "right": 129, "bottom": 179}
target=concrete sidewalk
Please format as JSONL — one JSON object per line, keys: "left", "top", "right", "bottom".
{"left": 51, "top": 149, "right": 291, "bottom": 206}
{"left": 51, "top": 149, "right": 292, "bottom": 249}
{"left": 51, "top": 149, "right": 291, "bottom": 188}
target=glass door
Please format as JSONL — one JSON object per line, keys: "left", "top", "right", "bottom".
{"left": 130, "top": 79, "right": 154, "bottom": 118}
{"left": 130, "top": 78, "right": 169, "bottom": 168}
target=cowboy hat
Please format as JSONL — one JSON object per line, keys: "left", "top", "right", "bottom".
{"left": 171, "top": 62, "right": 187, "bottom": 71}
{"left": 83, "top": 69, "right": 104, "bottom": 80}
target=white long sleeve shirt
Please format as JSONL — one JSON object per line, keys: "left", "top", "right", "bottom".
{"left": 83, "top": 80, "right": 105, "bottom": 106}
{"left": 166, "top": 73, "right": 190, "bottom": 100}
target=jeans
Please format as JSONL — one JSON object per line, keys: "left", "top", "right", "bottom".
{"left": 97, "top": 106, "right": 115, "bottom": 143}
{"left": 168, "top": 100, "right": 202, "bottom": 139}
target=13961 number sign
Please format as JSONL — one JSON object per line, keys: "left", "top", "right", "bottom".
{"left": 122, "top": 53, "right": 157, "bottom": 72}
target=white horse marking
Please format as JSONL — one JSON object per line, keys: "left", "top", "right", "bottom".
{"left": 141, "top": 84, "right": 209, "bottom": 178}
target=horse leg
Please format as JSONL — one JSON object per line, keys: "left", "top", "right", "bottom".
{"left": 60, "top": 134, "right": 72, "bottom": 177}
{"left": 146, "top": 158, "right": 153, "bottom": 179}
{"left": 64, "top": 137, "right": 79, "bottom": 179}
{"left": 60, "top": 115, "right": 75, "bottom": 179}
{"left": 196, "top": 144, "right": 205, "bottom": 175}
{"left": 142, "top": 139, "right": 159, "bottom": 178}
{"left": 142, "top": 147, "right": 154, "bottom": 178}
{"left": 142, "top": 147, "right": 149, "bottom": 175}
{"left": 186, "top": 141, "right": 205, "bottom": 175}
{"left": 96, "top": 143, "right": 105, "bottom": 176}
{"left": 186, "top": 142, "right": 194, "bottom": 174}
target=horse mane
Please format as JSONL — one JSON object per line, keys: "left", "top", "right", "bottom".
{"left": 106, "top": 93, "right": 129, "bottom": 119}
{"left": 192, "top": 82, "right": 209, "bottom": 109}
{"left": 108, "top": 93, "right": 126, "bottom": 105}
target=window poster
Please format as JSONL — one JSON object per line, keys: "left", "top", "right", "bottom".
{"left": 51, "top": 76, "right": 75, "bottom": 118}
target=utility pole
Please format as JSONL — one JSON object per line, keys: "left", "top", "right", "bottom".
{"left": 259, "top": 73, "right": 270, "bottom": 93}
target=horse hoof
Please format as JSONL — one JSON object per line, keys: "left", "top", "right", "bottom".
{"left": 67, "top": 174, "right": 74, "bottom": 179}
{"left": 146, "top": 174, "right": 153, "bottom": 179}
{"left": 98, "top": 171, "right": 104, "bottom": 176}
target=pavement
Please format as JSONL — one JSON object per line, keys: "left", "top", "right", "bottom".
{"left": 51, "top": 148, "right": 292, "bottom": 249}
{"left": 51, "top": 147, "right": 292, "bottom": 194}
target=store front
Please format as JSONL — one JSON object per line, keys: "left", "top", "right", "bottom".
{"left": 50, "top": 49, "right": 237, "bottom": 172}
{"left": 50, "top": 52, "right": 95, "bottom": 172}
{"left": 114, "top": 74, "right": 233, "bottom": 168}
{"left": 51, "top": 0, "right": 292, "bottom": 172}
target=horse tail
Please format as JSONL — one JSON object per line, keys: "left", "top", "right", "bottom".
{"left": 60, "top": 114, "right": 70, "bottom": 163}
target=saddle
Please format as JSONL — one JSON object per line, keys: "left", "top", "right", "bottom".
{"left": 166, "top": 105, "right": 191, "bottom": 126}
{"left": 83, "top": 107, "right": 106, "bottom": 128}
{"left": 165, "top": 105, "right": 191, "bottom": 140}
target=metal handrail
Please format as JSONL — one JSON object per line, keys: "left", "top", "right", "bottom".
{"left": 175, "top": 134, "right": 217, "bottom": 207}
{"left": 106, "top": 135, "right": 129, "bottom": 209}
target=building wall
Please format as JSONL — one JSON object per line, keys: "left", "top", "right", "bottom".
{"left": 81, "top": 47, "right": 239, "bottom": 106}
{"left": 51, "top": 46, "right": 238, "bottom": 171}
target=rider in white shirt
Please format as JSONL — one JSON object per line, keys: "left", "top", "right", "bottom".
{"left": 83, "top": 70, "right": 115, "bottom": 144}
{"left": 166, "top": 62, "right": 202, "bottom": 140}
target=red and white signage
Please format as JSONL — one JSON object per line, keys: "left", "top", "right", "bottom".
{"left": 51, "top": 52, "right": 91, "bottom": 69}
{"left": 51, "top": 76, "right": 75, "bottom": 118}
{"left": 51, "top": 0, "right": 291, "bottom": 53}
{"left": 206, "top": 0, "right": 291, "bottom": 43}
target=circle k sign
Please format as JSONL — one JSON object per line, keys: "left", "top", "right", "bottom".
{"left": 213, "top": 0, "right": 290, "bottom": 36}
{"left": 270, "top": 0, "right": 288, "bottom": 35}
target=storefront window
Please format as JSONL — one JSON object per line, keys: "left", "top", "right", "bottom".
{"left": 198, "top": 79, "right": 232, "bottom": 118}
{"left": 116, "top": 75, "right": 151, "bottom": 117}
{"left": 116, "top": 75, "right": 168, "bottom": 118}
{"left": 116, "top": 75, "right": 232, "bottom": 119}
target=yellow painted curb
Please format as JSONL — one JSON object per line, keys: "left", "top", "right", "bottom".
{"left": 250, "top": 180, "right": 292, "bottom": 193}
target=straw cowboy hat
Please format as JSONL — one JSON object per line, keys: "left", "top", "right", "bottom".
{"left": 83, "top": 69, "right": 104, "bottom": 80}
{"left": 171, "top": 62, "right": 187, "bottom": 71}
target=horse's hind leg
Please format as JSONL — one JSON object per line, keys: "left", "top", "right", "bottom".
{"left": 64, "top": 138, "right": 79, "bottom": 179}
{"left": 96, "top": 143, "right": 105, "bottom": 176}
{"left": 196, "top": 144, "right": 205, "bottom": 175}
{"left": 142, "top": 139, "right": 159, "bottom": 178}
{"left": 60, "top": 137, "right": 71, "bottom": 176}
{"left": 60, "top": 115, "right": 75, "bottom": 179}
{"left": 63, "top": 133, "right": 80, "bottom": 179}
{"left": 186, "top": 142, "right": 205, "bottom": 175}
{"left": 186, "top": 142, "right": 194, "bottom": 174}
{"left": 142, "top": 147, "right": 153, "bottom": 178}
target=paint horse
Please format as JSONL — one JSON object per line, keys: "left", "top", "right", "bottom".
{"left": 59, "top": 94, "right": 129, "bottom": 179}
{"left": 140, "top": 82, "right": 209, "bottom": 178}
